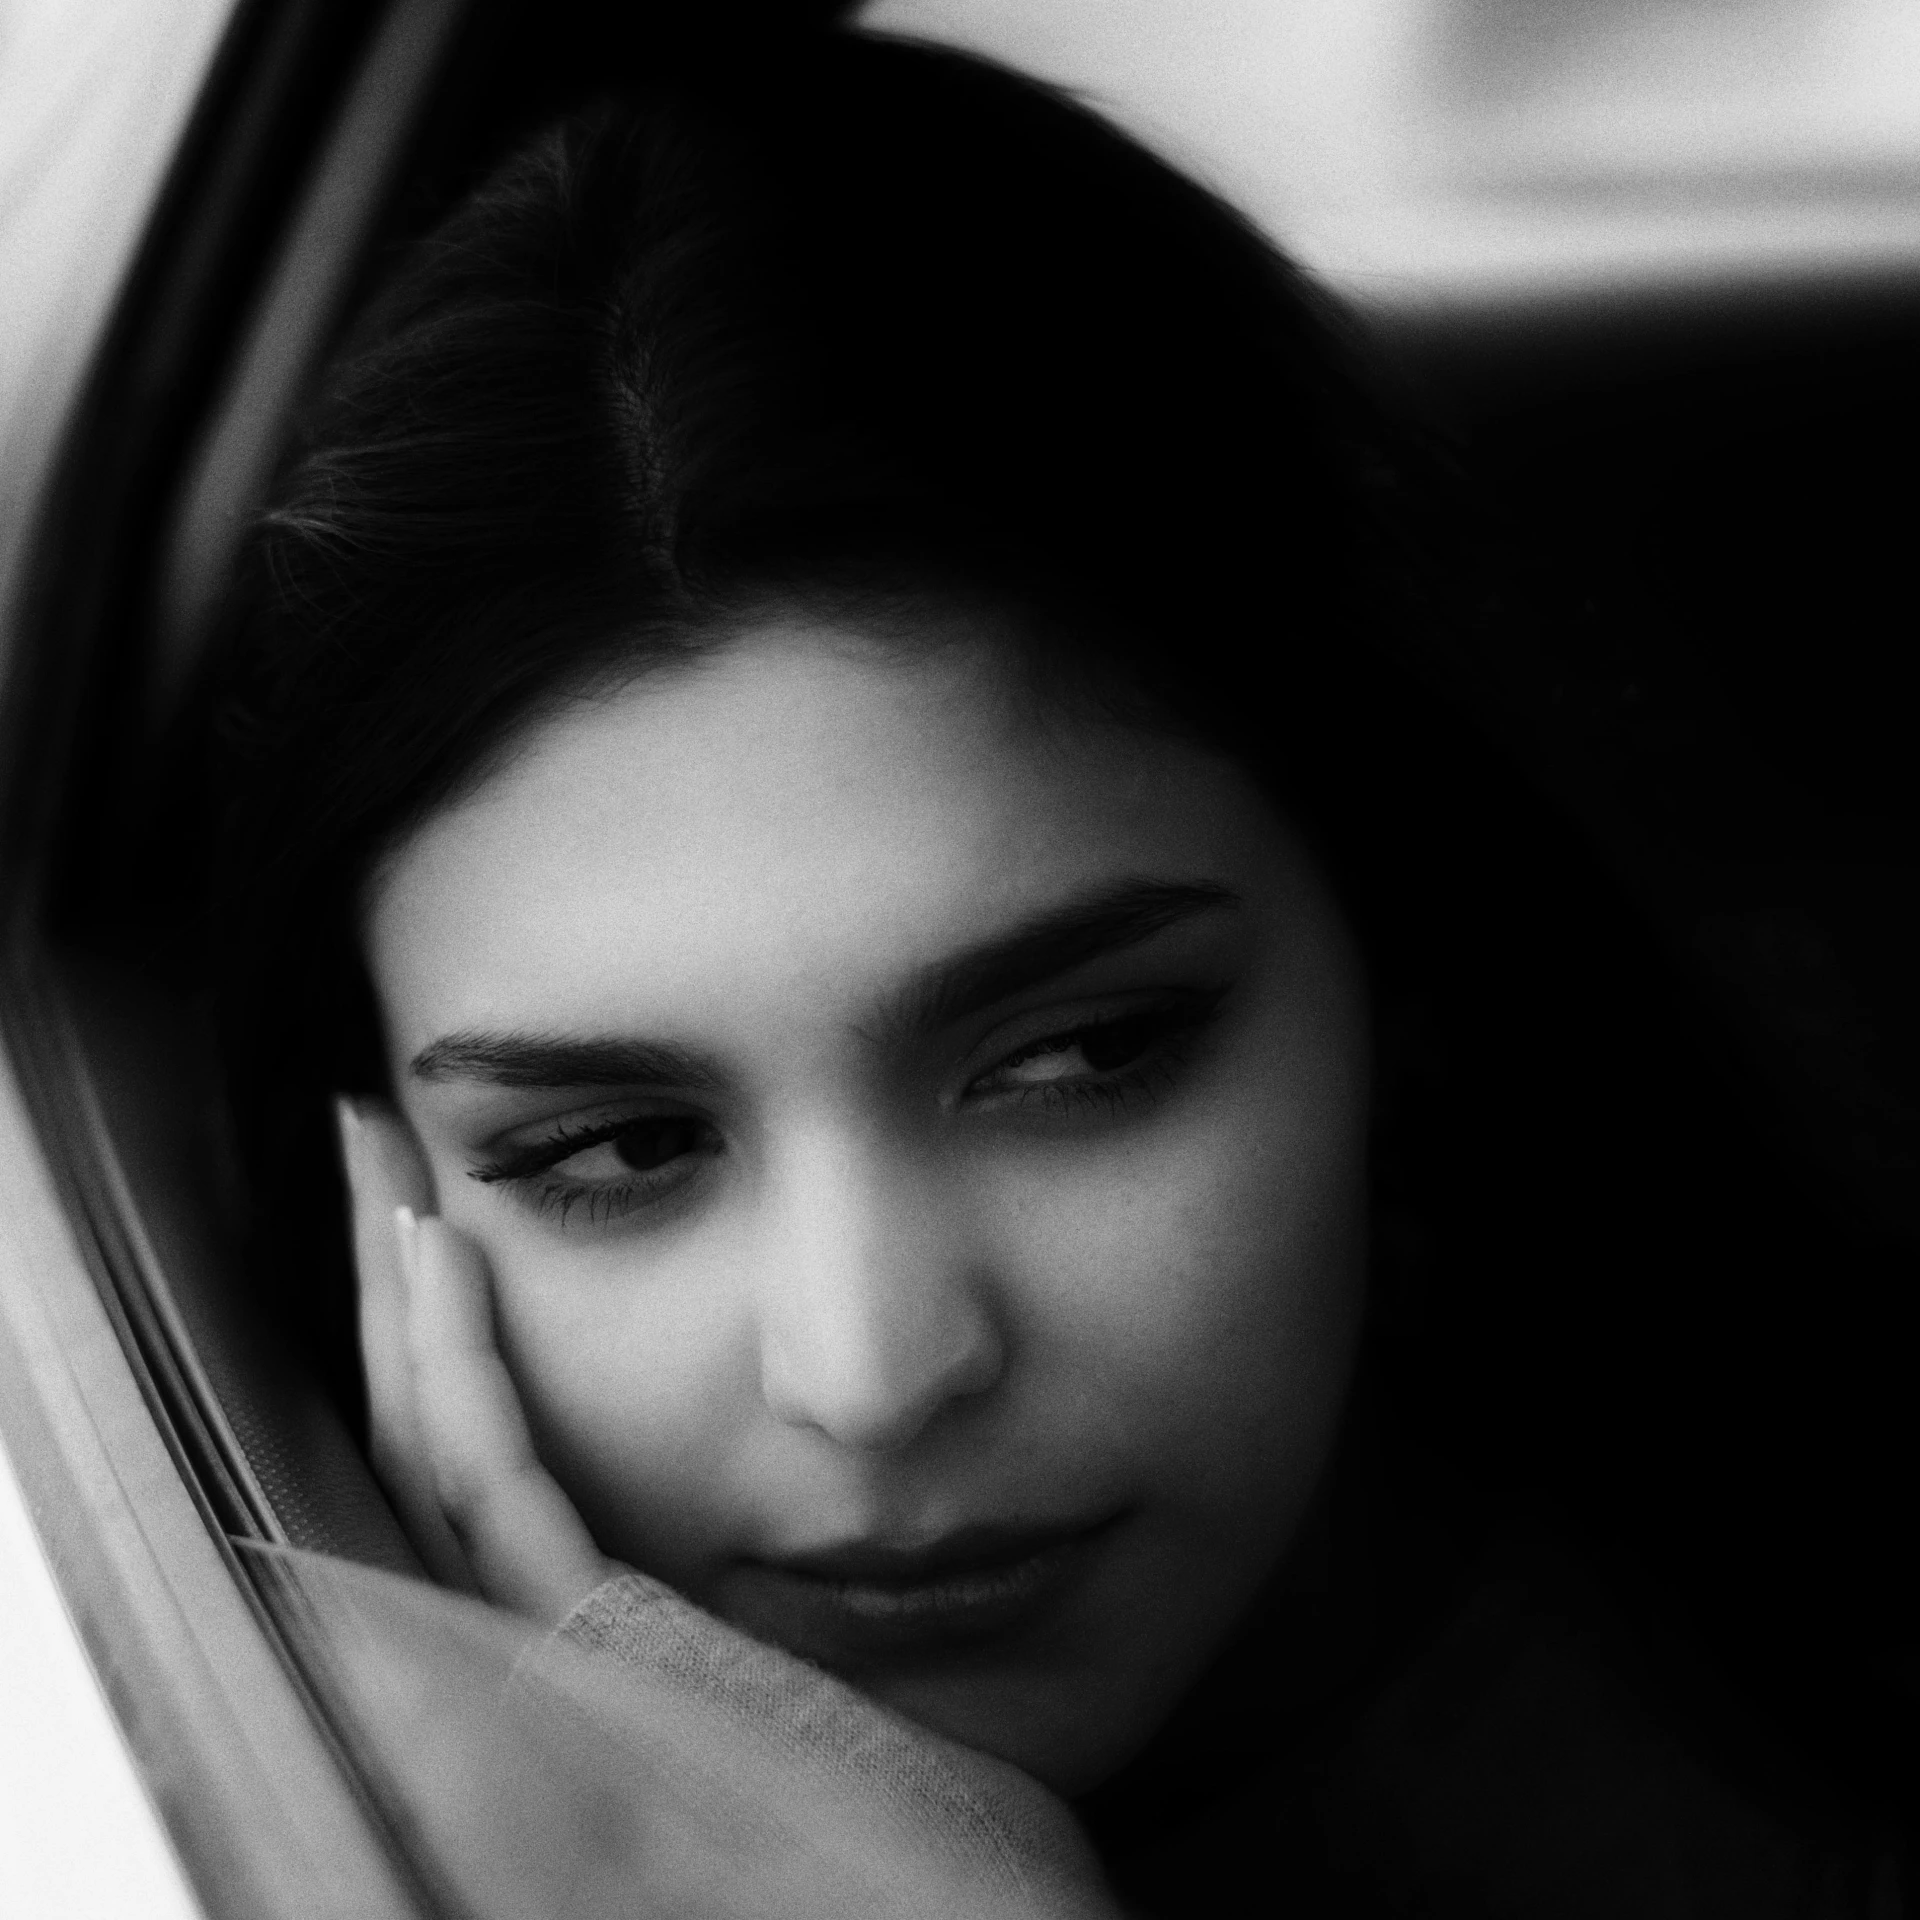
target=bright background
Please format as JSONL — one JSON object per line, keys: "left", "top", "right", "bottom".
{"left": 860, "top": 0, "right": 1920, "bottom": 309}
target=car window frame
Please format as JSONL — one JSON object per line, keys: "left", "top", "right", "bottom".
{"left": 0, "top": 1, "right": 471, "bottom": 1912}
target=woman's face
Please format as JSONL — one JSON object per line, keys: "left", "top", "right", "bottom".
{"left": 365, "top": 614, "right": 1369, "bottom": 1792}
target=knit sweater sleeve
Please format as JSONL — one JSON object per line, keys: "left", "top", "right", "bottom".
{"left": 534, "top": 1569, "right": 1118, "bottom": 1920}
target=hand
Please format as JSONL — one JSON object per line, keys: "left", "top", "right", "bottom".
{"left": 332, "top": 1101, "right": 1118, "bottom": 1918}
{"left": 335, "top": 1096, "right": 617, "bottom": 1624}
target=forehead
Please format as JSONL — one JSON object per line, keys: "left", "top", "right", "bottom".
{"left": 363, "top": 618, "right": 1284, "bottom": 1039}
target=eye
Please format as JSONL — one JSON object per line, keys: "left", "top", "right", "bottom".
{"left": 986, "top": 1014, "right": 1163, "bottom": 1088}
{"left": 965, "top": 994, "right": 1226, "bottom": 1114}
{"left": 468, "top": 1111, "right": 724, "bottom": 1225}
{"left": 550, "top": 1115, "right": 712, "bottom": 1179}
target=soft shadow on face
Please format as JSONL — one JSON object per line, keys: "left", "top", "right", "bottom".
{"left": 363, "top": 612, "right": 1371, "bottom": 1793}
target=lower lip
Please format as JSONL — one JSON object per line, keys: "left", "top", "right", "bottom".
{"left": 721, "top": 1525, "right": 1115, "bottom": 1666}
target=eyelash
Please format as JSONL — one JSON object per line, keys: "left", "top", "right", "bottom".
{"left": 467, "top": 991, "right": 1227, "bottom": 1226}
{"left": 468, "top": 1115, "right": 720, "bottom": 1227}
{"left": 966, "top": 994, "right": 1225, "bottom": 1118}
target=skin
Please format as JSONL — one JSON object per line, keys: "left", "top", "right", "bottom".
{"left": 346, "top": 613, "right": 1371, "bottom": 1795}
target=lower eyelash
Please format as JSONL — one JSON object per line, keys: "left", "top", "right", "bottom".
{"left": 516, "top": 1146, "right": 723, "bottom": 1224}
{"left": 519, "top": 1178, "right": 657, "bottom": 1227}
{"left": 474, "top": 1129, "right": 718, "bottom": 1227}
{"left": 1048, "top": 1062, "right": 1168, "bottom": 1116}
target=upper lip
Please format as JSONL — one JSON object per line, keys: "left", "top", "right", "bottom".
{"left": 759, "top": 1513, "right": 1122, "bottom": 1588}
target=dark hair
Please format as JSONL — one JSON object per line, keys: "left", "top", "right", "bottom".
{"left": 195, "top": 32, "right": 1474, "bottom": 1403}
{"left": 189, "top": 37, "right": 1885, "bottom": 1791}
{"left": 166, "top": 35, "right": 1920, "bottom": 1835}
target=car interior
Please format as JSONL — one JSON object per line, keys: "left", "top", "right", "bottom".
{"left": 0, "top": 0, "right": 1913, "bottom": 1912}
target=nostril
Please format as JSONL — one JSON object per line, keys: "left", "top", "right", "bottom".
{"left": 758, "top": 1293, "right": 1007, "bottom": 1452}
{"left": 942, "top": 1317, "right": 1006, "bottom": 1404}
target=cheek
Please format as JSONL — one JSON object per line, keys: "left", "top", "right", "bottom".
{"left": 1004, "top": 1063, "right": 1368, "bottom": 1516}
{"left": 440, "top": 1202, "right": 763, "bottom": 1576}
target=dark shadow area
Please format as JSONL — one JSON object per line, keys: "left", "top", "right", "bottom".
{"left": 1371, "top": 280, "right": 1920, "bottom": 1827}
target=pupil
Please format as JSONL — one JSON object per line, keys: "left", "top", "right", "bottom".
{"left": 1078, "top": 1016, "right": 1154, "bottom": 1073}
{"left": 613, "top": 1118, "right": 704, "bottom": 1172}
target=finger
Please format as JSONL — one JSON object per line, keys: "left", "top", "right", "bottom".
{"left": 406, "top": 1214, "right": 613, "bottom": 1624}
{"left": 334, "top": 1096, "right": 477, "bottom": 1590}
{"left": 339, "top": 1099, "right": 431, "bottom": 1446}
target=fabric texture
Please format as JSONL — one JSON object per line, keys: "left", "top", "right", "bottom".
{"left": 546, "top": 1570, "right": 1117, "bottom": 1919}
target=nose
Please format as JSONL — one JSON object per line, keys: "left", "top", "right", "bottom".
{"left": 756, "top": 1125, "right": 1006, "bottom": 1452}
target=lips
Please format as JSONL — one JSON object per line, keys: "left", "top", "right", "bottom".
{"left": 719, "top": 1512, "right": 1125, "bottom": 1667}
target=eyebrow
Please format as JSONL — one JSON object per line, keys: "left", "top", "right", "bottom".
{"left": 881, "top": 877, "right": 1242, "bottom": 1043}
{"left": 409, "top": 1033, "right": 726, "bottom": 1090}
{"left": 407, "top": 878, "right": 1240, "bottom": 1089}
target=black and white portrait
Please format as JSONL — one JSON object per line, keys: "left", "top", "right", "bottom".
{"left": 0, "top": 4, "right": 1914, "bottom": 1915}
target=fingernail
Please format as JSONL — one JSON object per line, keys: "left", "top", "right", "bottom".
{"left": 334, "top": 1094, "right": 362, "bottom": 1161}
{"left": 394, "top": 1206, "right": 418, "bottom": 1288}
